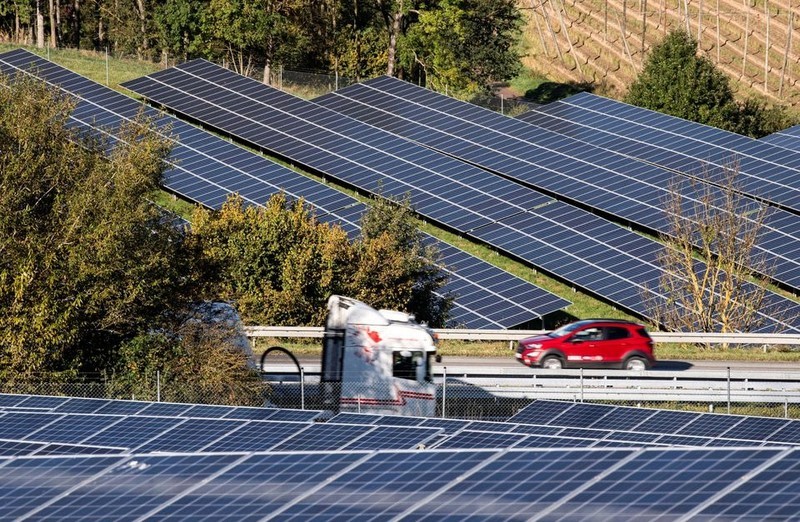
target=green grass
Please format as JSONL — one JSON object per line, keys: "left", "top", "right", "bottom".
{"left": 507, "top": 69, "right": 550, "bottom": 98}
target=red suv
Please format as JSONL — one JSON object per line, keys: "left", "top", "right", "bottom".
{"left": 515, "top": 319, "right": 655, "bottom": 370}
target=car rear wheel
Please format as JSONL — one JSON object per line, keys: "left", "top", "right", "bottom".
{"left": 624, "top": 356, "right": 648, "bottom": 371}
{"left": 541, "top": 355, "right": 564, "bottom": 370}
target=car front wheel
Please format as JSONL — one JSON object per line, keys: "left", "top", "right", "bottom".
{"left": 541, "top": 355, "right": 564, "bottom": 370}
{"left": 624, "top": 356, "right": 649, "bottom": 371}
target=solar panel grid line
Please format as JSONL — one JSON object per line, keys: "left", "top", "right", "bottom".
{"left": 122, "top": 67, "right": 538, "bottom": 233}
{"left": 0, "top": 51, "right": 568, "bottom": 330}
{"left": 541, "top": 93, "right": 800, "bottom": 205}
{"left": 117, "top": 452, "right": 254, "bottom": 522}
{"left": 675, "top": 447, "right": 796, "bottom": 522}
{"left": 320, "top": 80, "right": 800, "bottom": 295}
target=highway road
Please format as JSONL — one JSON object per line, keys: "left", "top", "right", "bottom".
{"left": 275, "top": 355, "right": 800, "bottom": 376}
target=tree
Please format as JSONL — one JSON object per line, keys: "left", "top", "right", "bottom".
{"left": 399, "top": 0, "right": 523, "bottom": 93}
{"left": 187, "top": 192, "right": 452, "bottom": 327}
{"left": 626, "top": 29, "right": 795, "bottom": 138}
{"left": 650, "top": 163, "right": 782, "bottom": 333}
{"left": 0, "top": 73, "right": 194, "bottom": 379}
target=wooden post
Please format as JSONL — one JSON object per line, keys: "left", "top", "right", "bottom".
{"left": 716, "top": 0, "right": 720, "bottom": 63}
{"left": 642, "top": 0, "right": 648, "bottom": 60}
{"left": 780, "top": 11, "right": 793, "bottom": 98}
{"left": 742, "top": 0, "right": 750, "bottom": 79}
{"left": 764, "top": 0, "right": 770, "bottom": 93}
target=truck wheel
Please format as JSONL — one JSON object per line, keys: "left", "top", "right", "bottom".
{"left": 624, "top": 356, "right": 649, "bottom": 371}
{"left": 541, "top": 355, "right": 564, "bottom": 370}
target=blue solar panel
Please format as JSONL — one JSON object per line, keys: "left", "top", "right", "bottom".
{"left": 524, "top": 92, "right": 800, "bottom": 212}
{"left": 404, "top": 448, "right": 634, "bottom": 519}
{"left": 0, "top": 454, "right": 125, "bottom": 519}
{"left": 508, "top": 400, "right": 578, "bottom": 425}
{"left": 53, "top": 398, "right": 113, "bottom": 414}
{"left": 0, "top": 412, "right": 63, "bottom": 439}
{"left": 515, "top": 94, "right": 800, "bottom": 291}
{"left": 343, "top": 426, "right": 443, "bottom": 451}
{"left": 542, "top": 448, "right": 780, "bottom": 520}
{"left": 23, "top": 414, "right": 123, "bottom": 444}
{"left": 0, "top": 439, "right": 47, "bottom": 457}
{"left": 270, "top": 423, "right": 372, "bottom": 451}
{"left": 32, "top": 453, "right": 243, "bottom": 520}
{"left": 720, "top": 416, "right": 791, "bottom": 442}
{"left": 135, "top": 418, "right": 245, "bottom": 453}
{"left": 435, "top": 430, "right": 525, "bottom": 449}
{"left": 81, "top": 416, "right": 182, "bottom": 448}
{"left": 201, "top": 421, "right": 309, "bottom": 452}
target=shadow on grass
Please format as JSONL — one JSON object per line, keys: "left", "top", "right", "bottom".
{"left": 524, "top": 81, "right": 596, "bottom": 104}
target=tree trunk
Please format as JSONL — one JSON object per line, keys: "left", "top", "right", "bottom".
{"left": 386, "top": 2, "right": 402, "bottom": 76}
{"left": 135, "top": 0, "right": 147, "bottom": 57}
{"left": 36, "top": 0, "right": 45, "bottom": 48}
{"left": 48, "top": 0, "right": 57, "bottom": 47}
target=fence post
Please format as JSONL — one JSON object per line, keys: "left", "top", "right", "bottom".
{"left": 785, "top": 397, "right": 789, "bottom": 418}
{"left": 442, "top": 366, "right": 447, "bottom": 418}
{"left": 300, "top": 366, "right": 305, "bottom": 410}
{"left": 156, "top": 370, "right": 161, "bottom": 403}
{"left": 727, "top": 367, "right": 731, "bottom": 414}
{"left": 580, "top": 367, "right": 584, "bottom": 403}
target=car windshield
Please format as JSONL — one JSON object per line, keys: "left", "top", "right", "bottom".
{"left": 549, "top": 322, "right": 586, "bottom": 337}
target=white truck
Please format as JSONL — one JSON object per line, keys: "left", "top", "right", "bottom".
{"left": 319, "top": 295, "right": 439, "bottom": 417}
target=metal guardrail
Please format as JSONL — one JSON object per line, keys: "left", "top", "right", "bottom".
{"left": 245, "top": 326, "right": 800, "bottom": 345}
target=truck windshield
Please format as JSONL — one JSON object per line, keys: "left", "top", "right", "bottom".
{"left": 393, "top": 350, "right": 424, "bottom": 381}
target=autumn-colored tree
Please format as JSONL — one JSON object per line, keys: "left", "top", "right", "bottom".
{"left": 650, "top": 164, "right": 786, "bottom": 333}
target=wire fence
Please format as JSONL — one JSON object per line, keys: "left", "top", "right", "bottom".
{"left": 5, "top": 374, "right": 799, "bottom": 420}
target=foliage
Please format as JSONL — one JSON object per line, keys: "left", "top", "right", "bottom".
{"left": 400, "top": 0, "right": 523, "bottom": 93}
{"left": 188, "top": 192, "right": 452, "bottom": 327}
{"left": 648, "top": 163, "right": 782, "bottom": 333}
{"left": 0, "top": 73, "right": 195, "bottom": 380}
{"left": 107, "top": 320, "right": 265, "bottom": 405}
{"left": 625, "top": 29, "right": 795, "bottom": 138}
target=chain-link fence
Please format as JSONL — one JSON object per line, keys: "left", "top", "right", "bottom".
{"left": 5, "top": 373, "right": 800, "bottom": 420}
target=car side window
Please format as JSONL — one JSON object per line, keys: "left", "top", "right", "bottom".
{"left": 575, "top": 327, "right": 602, "bottom": 341}
{"left": 604, "top": 326, "right": 630, "bottom": 340}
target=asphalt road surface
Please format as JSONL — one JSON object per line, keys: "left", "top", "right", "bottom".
{"left": 282, "top": 355, "right": 800, "bottom": 375}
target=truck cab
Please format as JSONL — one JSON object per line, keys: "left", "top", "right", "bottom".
{"left": 321, "top": 295, "right": 438, "bottom": 416}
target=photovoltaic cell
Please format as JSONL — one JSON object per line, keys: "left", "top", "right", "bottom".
{"left": 720, "top": 416, "right": 791, "bottom": 442}
{"left": 546, "top": 403, "right": 615, "bottom": 428}
{"left": 35, "top": 443, "right": 128, "bottom": 455}
{"left": 0, "top": 49, "right": 564, "bottom": 330}
{"left": 81, "top": 416, "right": 183, "bottom": 448}
{"left": 403, "top": 449, "right": 633, "bottom": 520}
{"left": 24, "top": 414, "right": 123, "bottom": 444}
{"left": 201, "top": 421, "right": 310, "bottom": 452}
{"left": 92, "top": 400, "right": 151, "bottom": 416}
{"left": 53, "top": 398, "right": 112, "bottom": 414}
{"left": 767, "top": 421, "right": 800, "bottom": 445}
{"left": 222, "top": 407, "right": 284, "bottom": 421}
{"left": 0, "top": 412, "right": 63, "bottom": 440}
{"left": 511, "top": 424, "right": 566, "bottom": 436}
{"left": 0, "top": 455, "right": 125, "bottom": 519}
{"left": 693, "top": 448, "right": 800, "bottom": 520}
{"left": 261, "top": 409, "right": 323, "bottom": 423}
{"left": 142, "top": 452, "right": 367, "bottom": 521}
{"left": 654, "top": 434, "right": 715, "bottom": 447}
{"left": 0, "top": 439, "right": 47, "bottom": 457}
{"left": 0, "top": 394, "right": 27, "bottom": 407}
{"left": 31, "top": 453, "right": 243, "bottom": 521}
{"left": 542, "top": 448, "right": 780, "bottom": 520}
{"left": 509, "top": 400, "right": 579, "bottom": 425}
{"left": 434, "top": 430, "right": 525, "bottom": 449}
{"left": 269, "top": 423, "right": 372, "bottom": 452}
{"left": 271, "top": 450, "right": 492, "bottom": 520}
{"left": 587, "top": 406, "right": 659, "bottom": 431}
{"left": 513, "top": 435, "right": 599, "bottom": 449}
{"left": 342, "top": 426, "right": 443, "bottom": 450}
{"left": 631, "top": 410, "right": 703, "bottom": 435}
{"left": 136, "top": 402, "right": 195, "bottom": 417}
{"left": 135, "top": 418, "right": 245, "bottom": 453}
{"left": 675, "top": 413, "right": 745, "bottom": 438}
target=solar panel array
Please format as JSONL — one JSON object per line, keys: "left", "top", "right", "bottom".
{"left": 2, "top": 394, "right": 800, "bottom": 518}
{"left": 0, "top": 49, "right": 569, "bottom": 329}
{"left": 313, "top": 77, "right": 800, "bottom": 296}
{"left": 518, "top": 92, "right": 800, "bottom": 213}
{"left": 511, "top": 93, "right": 800, "bottom": 291}
{"left": 118, "top": 59, "right": 799, "bottom": 328}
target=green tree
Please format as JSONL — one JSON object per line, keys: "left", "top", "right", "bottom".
{"left": 626, "top": 29, "right": 795, "bottom": 138}
{"left": 399, "top": 0, "right": 523, "bottom": 93}
{"left": 153, "top": 0, "right": 208, "bottom": 62}
{"left": 188, "top": 192, "right": 452, "bottom": 327}
{"left": 0, "top": 73, "right": 193, "bottom": 379}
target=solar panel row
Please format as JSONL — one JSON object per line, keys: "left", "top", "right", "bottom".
{"left": 315, "top": 76, "right": 800, "bottom": 295}
{"left": 0, "top": 48, "right": 569, "bottom": 329}
{"left": 1, "top": 447, "right": 799, "bottom": 520}
{"left": 119, "top": 59, "right": 780, "bottom": 328}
